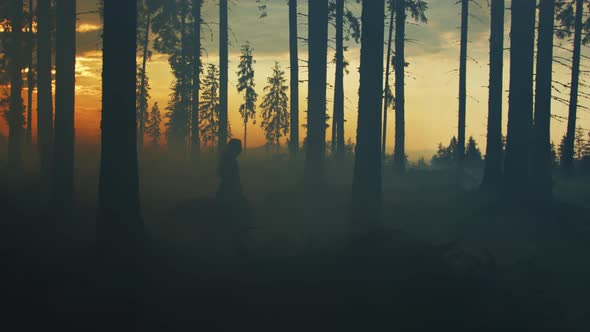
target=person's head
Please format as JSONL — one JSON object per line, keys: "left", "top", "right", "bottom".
{"left": 224, "top": 139, "right": 242, "bottom": 158}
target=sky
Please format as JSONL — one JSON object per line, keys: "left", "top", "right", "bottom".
{"left": 2, "top": 0, "right": 590, "bottom": 160}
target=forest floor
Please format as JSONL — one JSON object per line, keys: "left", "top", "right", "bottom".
{"left": 1, "top": 150, "right": 590, "bottom": 331}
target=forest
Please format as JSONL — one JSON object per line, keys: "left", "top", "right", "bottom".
{"left": 1, "top": 0, "right": 590, "bottom": 330}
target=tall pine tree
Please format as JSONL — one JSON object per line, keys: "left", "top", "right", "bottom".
{"left": 146, "top": 102, "right": 162, "bottom": 149}
{"left": 260, "top": 62, "right": 289, "bottom": 152}
{"left": 199, "top": 64, "right": 221, "bottom": 149}
{"left": 237, "top": 42, "right": 258, "bottom": 151}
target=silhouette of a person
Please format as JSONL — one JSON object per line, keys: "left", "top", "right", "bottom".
{"left": 216, "top": 139, "right": 244, "bottom": 201}
{"left": 216, "top": 139, "right": 251, "bottom": 256}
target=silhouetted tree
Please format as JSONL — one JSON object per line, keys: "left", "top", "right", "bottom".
{"left": 25, "top": 0, "right": 34, "bottom": 147}
{"left": 352, "top": 0, "right": 385, "bottom": 230}
{"left": 152, "top": 0, "right": 196, "bottom": 154}
{"left": 431, "top": 136, "right": 458, "bottom": 169}
{"left": 191, "top": 0, "right": 203, "bottom": 161}
{"left": 53, "top": 0, "right": 76, "bottom": 208}
{"left": 393, "top": 0, "right": 428, "bottom": 172}
{"left": 574, "top": 126, "right": 586, "bottom": 160}
{"left": 332, "top": 0, "right": 345, "bottom": 158}
{"left": 304, "top": 0, "right": 329, "bottom": 188}
{"left": 504, "top": 0, "right": 535, "bottom": 197}
{"left": 532, "top": 0, "right": 555, "bottom": 201}
{"left": 551, "top": 141, "right": 559, "bottom": 168}
{"left": 98, "top": 0, "right": 143, "bottom": 244}
{"left": 3, "top": 0, "right": 25, "bottom": 170}
{"left": 465, "top": 136, "right": 483, "bottom": 168}
{"left": 237, "top": 42, "right": 258, "bottom": 151}
{"left": 260, "top": 62, "right": 289, "bottom": 152}
{"left": 200, "top": 64, "right": 220, "bottom": 148}
{"left": 481, "top": 0, "right": 504, "bottom": 192}
{"left": 219, "top": 0, "right": 229, "bottom": 151}
{"left": 36, "top": 0, "right": 53, "bottom": 185}
{"left": 146, "top": 102, "right": 162, "bottom": 149}
{"left": 288, "top": 0, "right": 299, "bottom": 158}
{"left": 137, "top": 0, "right": 155, "bottom": 151}
{"left": 457, "top": 0, "right": 468, "bottom": 168}
{"left": 136, "top": 63, "right": 150, "bottom": 131}
{"left": 330, "top": 0, "right": 360, "bottom": 158}
{"left": 556, "top": 0, "right": 588, "bottom": 175}
{"left": 559, "top": 134, "right": 567, "bottom": 163}
{"left": 382, "top": 0, "right": 395, "bottom": 160}
{"left": 414, "top": 157, "right": 428, "bottom": 170}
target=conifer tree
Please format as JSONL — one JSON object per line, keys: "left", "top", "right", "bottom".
{"left": 393, "top": 0, "right": 428, "bottom": 172}
{"left": 146, "top": 102, "right": 162, "bottom": 149}
{"left": 152, "top": 0, "right": 197, "bottom": 154}
{"left": 136, "top": 63, "right": 150, "bottom": 134}
{"left": 260, "top": 62, "right": 289, "bottom": 151}
{"left": 137, "top": 0, "right": 156, "bottom": 150}
{"left": 237, "top": 42, "right": 258, "bottom": 151}
{"left": 199, "top": 64, "right": 221, "bottom": 148}
{"left": 465, "top": 136, "right": 483, "bottom": 167}
{"left": 574, "top": 126, "right": 586, "bottom": 160}
{"left": 555, "top": 0, "right": 590, "bottom": 175}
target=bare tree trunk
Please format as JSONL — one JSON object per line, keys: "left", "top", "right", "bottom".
{"left": 191, "top": 0, "right": 202, "bottom": 161}
{"left": 98, "top": 0, "right": 143, "bottom": 245}
{"left": 332, "top": 0, "right": 345, "bottom": 159}
{"left": 219, "top": 0, "right": 229, "bottom": 151}
{"left": 457, "top": 0, "right": 468, "bottom": 168}
{"left": 179, "top": 9, "right": 188, "bottom": 154}
{"left": 382, "top": 0, "right": 395, "bottom": 160}
{"left": 303, "top": 0, "right": 329, "bottom": 188}
{"left": 562, "top": 0, "right": 584, "bottom": 176}
{"left": 532, "top": 0, "right": 555, "bottom": 201}
{"left": 481, "top": 0, "right": 504, "bottom": 192}
{"left": 7, "top": 0, "right": 25, "bottom": 171}
{"left": 352, "top": 0, "right": 385, "bottom": 231}
{"left": 244, "top": 115, "right": 248, "bottom": 151}
{"left": 138, "top": 7, "right": 151, "bottom": 152}
{"left": 288, "top": 0, "right": 300, "bottom": 158}
{"left": 504, "top": 0, "right": 536, "bottom": 197}
{"left": 37, "top": 0, "right": 54, "bottom": 186}
{"left": 393, "top": 0, "right": 406, "bottom": 172}
{"left": 26, "top": 0, "right": 34, "bottom": 147}
{"left": 53, "top": 0, "right": 76, "bottom": 209}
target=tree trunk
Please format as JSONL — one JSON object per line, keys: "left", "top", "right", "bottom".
{"left": 178, "top": 9, "right": 188, "bottom": 154}
{"left": 352, "top": 0, "right": 385, "bottom": 231}
{"left": 504, "top": 0, "right": 536, "bottom": 197}
{"left": 37, "top": 0, "right": 54, "bottom": 186}
{"left": 98, "top": 0, "right": 143, "bottom": 245}
{"left": 457, "top": 0, "right": 468, "bottom": 168}
{"left": 53, "top": 0, "right": 76, "bottom": 209}
{"left": 532, "top": 0, "right": 555, "bottom": 201}
{"left": 382, "top": 0, "right": 395, "bottom": 160}
{"left": 138, "top": 8, "right": 151, "bottom": 152}
{"left": 393, "top": 0, "right": 406, "bottom": 172}
{"left": 332, "top": 0, "right": 345, "bottom": 159}
{"left": 219, "top": 0, "right": 229, "bottom": 151}
{"left": 191, "top": 0, "right": 202, "bottom": 161}
{"left": 7, "top": 0, "right": 25, "bottom": 170}
{"left": 562, "top": 0, "right": 584, "bottom": 176}
{"left": 26, "top": 0, "right": 34, "bottom": 147}
{"left": 304, "top": 0, "right": 329, "bottom": 188}
{"left": 289, "top": 0, "right": 300, "bottom": 158}
{"left": 481, "top": 0, "right": 504, "bottom": 192}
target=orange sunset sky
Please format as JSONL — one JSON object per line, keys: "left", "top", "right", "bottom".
{"left": 2, "top": 0, "right": 590, "bottom": 160}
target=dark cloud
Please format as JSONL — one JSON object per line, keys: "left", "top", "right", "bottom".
{"left": 77, "top": 30, "right": 102, "bottom": 55}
